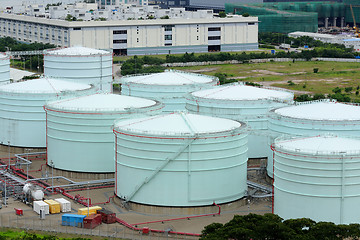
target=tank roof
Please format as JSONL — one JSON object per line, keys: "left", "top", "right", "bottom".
{"left": 0, "top": 53, "right": 8, "bottom": 59}
{"left": 191, "top": 84, "right": 293, "bottom": 101}
{"left": 121, "top": 70, "right": 217, "bottom": 86}
{"left": 275, "top": 135, "right": 360, "bottom": 155}
{"left": 45, "top": 93, "right": 158, "bottom": 112}
{"left": 0, "top": 77, "right": 92, "bottom": 94}
{"left": 274, "top": 101, "right": 360, "bottom": 121}
{"left": 46, "top": 46, "right": 110, "bottom": 56}
{"left": 114, "top": 112, "right": 242, "bottom": 136}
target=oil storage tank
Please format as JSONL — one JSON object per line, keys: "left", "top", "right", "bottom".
{"left": 45, "top": 93, "right": 163, "bottom": 174}
{"left": 186, "top": 82, "right": 294, "bottom": 158}
{"left": 44, "top": 47, "right": 113, "bottom": 92}
{"left": 113, "top": 112, "right": 248, "bottom": 207}
{"left": 267, "top": 100, "right": 360, "bottom": 176}
{"left": 272, "top": 135, "right": 360, "bottom": 224}
{"left": 0, "top": 53, "right": 10, "bottom": 85}
{"left": 121, "top": 70, "right": 219, "bottom": 112}
{"left": 0, "top": 77, "right": 94, "bottom": 148}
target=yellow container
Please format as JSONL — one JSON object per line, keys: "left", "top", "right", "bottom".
{"left": 44, "top": 199, "right": 61, "bottom": 214}
{"left": 78, "top": 206, "right": 102, "bottom": 216}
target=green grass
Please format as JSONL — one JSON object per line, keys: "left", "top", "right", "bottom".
{"left": 172, "top": 61, "right": 360, "bottom": 102}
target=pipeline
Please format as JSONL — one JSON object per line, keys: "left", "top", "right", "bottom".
{"left": 131, "top": 202, "right": 221, "bottom": 226}
{"left": 116, "top": 217, "right": 201, "bottom": 237}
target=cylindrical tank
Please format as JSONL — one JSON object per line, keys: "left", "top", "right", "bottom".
{"left": 267, "top": 100, "right": 360, "bottom": 176}
{"left": 113, "top": 112, "right": 248, "bottom": 207}
{"left": 0, "top": 53, "right": 10, "bottom": 85}
{"left": 0, "top": 77, "right": 94, "bottom": 148}
{"left": 44, "top": 47, "right": 113, "bottom": 93}
{"left": 121, "top": 70, "right": 219, "bottom": 112}
{"left": 272, "top": 135, "right": 360, "bottom": 224}
{"left": 23, "top": 183, "right": 44, "bottom": 201}
{"left": 186, "top": 83, "right": 293, "bottom": 158}
{"left": 45, "top": 93, "right": 163, "bottom": 173}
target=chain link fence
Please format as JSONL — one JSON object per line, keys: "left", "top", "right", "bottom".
{"left": 0, "top": 213, "right": 199, "bottom": 240}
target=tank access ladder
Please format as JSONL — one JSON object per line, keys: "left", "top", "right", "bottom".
{"left": 125, "top": 138, "right": 196, "bottom": 202}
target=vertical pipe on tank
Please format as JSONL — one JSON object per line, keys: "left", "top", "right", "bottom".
{"left": 340, "top": 154, "right": 345, "bottom": 224}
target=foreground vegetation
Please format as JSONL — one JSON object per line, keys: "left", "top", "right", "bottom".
{"left": 0, "top": 230, "right": 91, "bottom": 240}
{"left": 201, "top": 213, "right": 360, "bottom": 240}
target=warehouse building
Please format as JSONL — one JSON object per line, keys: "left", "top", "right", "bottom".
{"left": 0, "top": 13, "right": 258, "bottom": 55}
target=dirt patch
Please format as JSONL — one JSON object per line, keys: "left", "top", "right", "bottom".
{"left": 251, "top": 70, "right": 284, "bottom": 76}
{"left": 187, "top": 67, "right": 219, "bottom": 73}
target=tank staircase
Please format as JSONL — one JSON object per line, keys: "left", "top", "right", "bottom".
{"left": 125, "top": 138, "right": 196, "bottom": 202}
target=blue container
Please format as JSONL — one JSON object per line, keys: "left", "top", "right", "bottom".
{"left": 62, "top": 214, "right": 86, "bottom": 227}
{"left": 271, "top": 49, "right": 276, "bottom": 54}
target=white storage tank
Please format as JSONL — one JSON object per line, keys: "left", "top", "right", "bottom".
{"left": 186, "top": 82, "right": 294, "bottom": 158}
{"left": 267, "top": 100, "right": 360, "bottom": 176}
{"left": 0, "top": 53, "right": 10, "bottom": 85}
{"left": 113, "top": 112, "right": 248, "bottom": 207}
{"left": 272, "top": 135, "right": 360, "bottom": 224}
{"left": 121, "top": 70, "right": 219, "bottom": 112}
{"left": 44, "top": 47, "right": 113, "bottom": 92}
{"left": 45, "top": 93, "right": 163, "bottom": 173}
{"left": 0, "top": 77, "right": 94, "bottom": 148}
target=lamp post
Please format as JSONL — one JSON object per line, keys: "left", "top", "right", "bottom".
{"left": 7, "top": 141, "right": 10, "bottom": 172}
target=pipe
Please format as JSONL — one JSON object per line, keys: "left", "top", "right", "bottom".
{"left": 131, "top": 202, "right": 221, "bottom": 226}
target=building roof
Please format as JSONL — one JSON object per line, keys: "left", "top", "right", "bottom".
{"left": 46, "top": 46, "right": 110, "bottom": 56}
{"left": 0, "top": 13, "right": 258, "bottom": 28}
{"left": 121, "top": 70, "right": 217, "bottom": 86}
{"left": 191, "top": 83, "right": 293, "bottom": 101}
{"left": 45, "top": 93, "right": 158, "bottom": 112}
{"left": 274, "top": 101, "right": 360, "bottom": 121}
{"left": 113, "top": 112, "right": 242, "bottom": 136}
{"left": 275, "top": 135, "right": 360, "bottom": 155}
{"left": 0, "top": 77, "right": 91, "bottom": 93}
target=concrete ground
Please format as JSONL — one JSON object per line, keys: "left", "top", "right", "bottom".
{"left": 0, "top": 150, "right": 272, "bottom": 238}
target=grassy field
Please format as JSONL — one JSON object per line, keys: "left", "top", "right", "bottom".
{"left": 172, "top": 61, "right": 360, "bottom": 101}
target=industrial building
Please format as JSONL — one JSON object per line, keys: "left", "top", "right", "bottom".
{"left": 267, "top": 100, "right": 360, "bottom": 176}
{"left": 225, "top": 1, "right": 356, "bottom": 33}
{"left": 113, "top": 112, "right": 248, "bottom": 207}
{"left": 186, "top": 82, "right": 294, "bottom": 159}
{"left": 0, "top": 13, "right": 258, "bottom": 55}
{"left": 272, "top": 134, "right": 360, "bottom": 224}
{"left": 121, "top": 70, "right": 219, "bottom": 112}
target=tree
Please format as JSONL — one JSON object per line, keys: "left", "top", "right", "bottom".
{"left": 242, "top": 12, "right": 250, "bottom": 17}
{"left": 219, "top": 11, "right": 226, "bottom": 18}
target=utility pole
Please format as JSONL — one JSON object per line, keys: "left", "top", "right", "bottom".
{"left": 50, "top": 160, "right": 54, "bottom": 193}
{"left": 8, "top": 141, "right": 10, "bottom": 172}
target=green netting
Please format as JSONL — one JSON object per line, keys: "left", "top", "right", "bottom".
{"left": 225, "top": 2, "right": 346, "bottom": 33}
{"left": 344, "top": 0, "right": 360, "bottom": 25}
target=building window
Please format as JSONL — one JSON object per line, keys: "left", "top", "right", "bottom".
{"left": 162, "top": 25, "right": 174, "bottom": 31}
{"left": 165, "top": 43, "right": 172, "bottom": 46}
{"left": 248, "top": 23, "right": 255, "bottom": 25}
{"left": 113, "top": 39, "right": 127, "bottom": 43}
{"left": 165, "top": 35, "right": 172, "bottom": 40}
{"left": 197, "top": 36, "right": 199, "bottom": 40}
{"left": 137, "top": 38, "right": 139, "bottom": 42}
{"left": 208, "top": 27, "right": 221, "bottom": 31}
{"left": 208, "top": 36, "right": 221, "bottom": 40}
{"left": 73, "top": 27, "right": 81, "bottom": 30}
{"left": 113, "top": 30, "right": 127, "bottom": 34}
